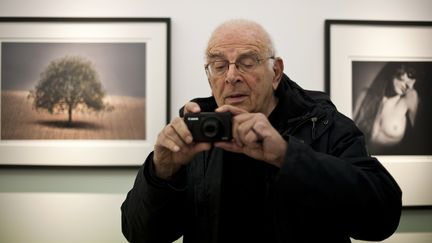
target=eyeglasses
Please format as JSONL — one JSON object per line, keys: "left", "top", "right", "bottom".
{"left": 205, "top": 55, "right": 274, "bottom": 77}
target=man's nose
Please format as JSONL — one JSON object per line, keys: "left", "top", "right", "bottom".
{"left": 225, "top": 63, "right": 241, "bottom": 84}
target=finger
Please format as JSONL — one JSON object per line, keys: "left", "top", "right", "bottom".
{"left": 184, "top": 102, "right": 201, "bottom": 114}
{"left": 244, "top": 129, "right": 263, "bottom": 145}
{"left": 158, "top": 117, "right": 194, "bottom": 150}
{"left": 233, "top": 113, "right": 265, "bottom": 144}
{"left": 156, "top": 137, "right": 180, "bottom": 152}
{"left": 240, "top": 123, "right": 265, "bottom": 145}
{"left": 229, "top": 113, "right": 252, "bottom": 146}
{"left": 235, "top": 116, "right": 256, "bottom": 144}
{"left": 191, "top": 142, "right": 212, "bottom": 153}
{"left": 216, "top": 105, "right": 247, "bottom": 115}
{"left": 171, "top": 117, "right": 193, "bottom": 144}
{"left": 251, "top": 121, "right": 268, "bottom": 142}
{"left": 231, "top": 118, "right": 245, "bottom": 147}
{"left": 234, "top": 112, "right": 265, "bottom": 123}
{"left": 214, "top": 141, "right": 244, "bottom": 153}
{"left": 157, "top": 123, "right": 187, "bottom": 152}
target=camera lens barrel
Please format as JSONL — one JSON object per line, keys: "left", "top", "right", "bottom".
{"left": 201, "top": 117, "right": 221, "bottom": 139}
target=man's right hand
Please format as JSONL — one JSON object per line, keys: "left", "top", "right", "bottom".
{"left": 153, "top": 102, "right": 212, "bottom": 180}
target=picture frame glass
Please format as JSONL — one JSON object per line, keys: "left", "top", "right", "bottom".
{"left": 325, "top": 20, "right": 432, "bottom": 206}
{"left": 0, "top": 18, "right": 170, "bottom": 166}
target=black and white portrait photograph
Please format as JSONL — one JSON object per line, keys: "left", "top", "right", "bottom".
{"left": 352, "top": 61, "right": 432, "bottom": 155}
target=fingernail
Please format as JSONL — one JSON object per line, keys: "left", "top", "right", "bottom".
{"left": 173, "top": 145, "right": 180, "bottom": 152}
{"left": 186, "top": 136, "right": 193, "bottom": 144}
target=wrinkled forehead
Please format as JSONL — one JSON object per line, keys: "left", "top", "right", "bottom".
{"left": 206, "top": 26, "right": 270, "bottom": 58}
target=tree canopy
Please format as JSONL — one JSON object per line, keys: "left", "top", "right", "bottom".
{"left": 29, "top": 56, "right": 112, "bottom": 125}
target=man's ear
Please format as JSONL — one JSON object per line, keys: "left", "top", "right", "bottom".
{"left": 272, "top": 57, "right": 284, "bottom": 90}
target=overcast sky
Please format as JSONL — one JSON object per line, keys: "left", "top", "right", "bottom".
{"left": 1, "top": 42, "right": 146, "bottom": 97}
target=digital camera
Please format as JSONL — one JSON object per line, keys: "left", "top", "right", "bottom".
{"left": 184, "top": 112, "right": 232, "bottom": 142}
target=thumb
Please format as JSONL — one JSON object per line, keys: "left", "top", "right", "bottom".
{"left": 192, "top": 142, "right": 212, "bottom": 153}
{"left": 216, "top": 105, "right": 247, "bottom": 115}
{"left": 252, "top": 121, "right": 269, "bottom": 142}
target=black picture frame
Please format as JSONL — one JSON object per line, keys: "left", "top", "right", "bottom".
{"left": 325, "top": 20, "right": 432, "bottom": 206}
{"left": 0, "top": 17, "right": 170, "bottom": 167}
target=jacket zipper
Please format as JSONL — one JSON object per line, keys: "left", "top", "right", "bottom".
{"left": 311, "top": 117, "right": 318, "bottom": 140}
{"left": 281, "top": 115, "right": 313, "bottom": 137}
{"left": 281, "top": 113, "right": 326, "bottom": 139}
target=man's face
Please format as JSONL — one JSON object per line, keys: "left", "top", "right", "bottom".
{"left": 206, "top": 40, "right": 281, "bottom": 116}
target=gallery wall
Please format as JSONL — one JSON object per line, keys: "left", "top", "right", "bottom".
{"left": 0, "top": 0, "right": 431, "bottom": 242}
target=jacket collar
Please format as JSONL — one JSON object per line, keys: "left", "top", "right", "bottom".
{"left": 270, "top": 74, "right": 320, "bottom": 124}
{"left": 270, "top": 74, "right": 336, "bottom": 142}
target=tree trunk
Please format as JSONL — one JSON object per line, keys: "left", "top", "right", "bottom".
{"left": 68, "top": 105, "right": 72, "bottom": 126}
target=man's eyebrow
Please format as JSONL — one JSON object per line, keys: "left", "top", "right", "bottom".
{"left": 207, "top": 53, "right": 225, "bottom": 60}
{"left": 237, "top": 51, "right": 260, "bottom": 59}
{"left": 240, "top": 50, "right": 259, "bottom": 56}
{"left": 207, "top": 50, "right": 259, "bottom": 60}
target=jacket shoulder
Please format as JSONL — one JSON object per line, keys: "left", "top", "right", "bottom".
{"left": 304, "top": 90, "right": 336, "bottom": 108}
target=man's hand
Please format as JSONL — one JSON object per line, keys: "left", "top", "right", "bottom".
{"left": 153, "top": 102, "right": 211, "bottom": 179}
{"left": 214, "top": 105, "right": 288, "bottom": 168}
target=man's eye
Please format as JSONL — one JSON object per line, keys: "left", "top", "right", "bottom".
{"left": 239, "top": 57, "right": 256, "bottom": 68}
{"left": 213, "top": 62, "right": 227, "bottom": 70}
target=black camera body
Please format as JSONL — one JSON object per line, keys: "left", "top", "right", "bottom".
{"left": 184, "top": 112, "right": 232, "bottom": 142}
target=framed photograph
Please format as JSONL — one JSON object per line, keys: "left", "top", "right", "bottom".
{"left": 325, "top": 20, "right": 432, "bottom": 206}
{"left": 0, "top": 17, "right": 170, "bottom": 166}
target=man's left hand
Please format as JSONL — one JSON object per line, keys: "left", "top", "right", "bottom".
{"left": 214, "top": 105, "right": 287, "bottom": 168}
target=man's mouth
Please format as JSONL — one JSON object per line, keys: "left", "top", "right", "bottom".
{"left": 225, "top": 94, "right": 247, "bottom": 104}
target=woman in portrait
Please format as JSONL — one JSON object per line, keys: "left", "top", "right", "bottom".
{"left": 353, "top": 62, "right": 426, "bottom": 155}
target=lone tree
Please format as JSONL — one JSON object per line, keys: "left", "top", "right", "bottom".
{"left": 29, "top": 56, "right": 112, "bottom": 126}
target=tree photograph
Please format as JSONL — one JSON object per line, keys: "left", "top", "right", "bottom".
{"left": 1, "top": 42, "right": 147, "bottom": 140}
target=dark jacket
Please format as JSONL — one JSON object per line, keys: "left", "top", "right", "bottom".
{"left": 121, "top": 75, "right": 402, "bottom": 243}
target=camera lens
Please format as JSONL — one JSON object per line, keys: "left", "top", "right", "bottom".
{"left": 201, "top": 117, "right": 221, "bottom": 139}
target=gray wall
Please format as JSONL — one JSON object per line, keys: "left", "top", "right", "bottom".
{"left": 0, "top": 0, "right": 431, "bottom": 242}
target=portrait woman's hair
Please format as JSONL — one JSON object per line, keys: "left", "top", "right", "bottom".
{"left": 354, "top": 62, "right": 421, "bottom": 142}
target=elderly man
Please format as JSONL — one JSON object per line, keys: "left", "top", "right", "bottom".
{"left": 121, "top": 19, "right": 402, "bottom": 243}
